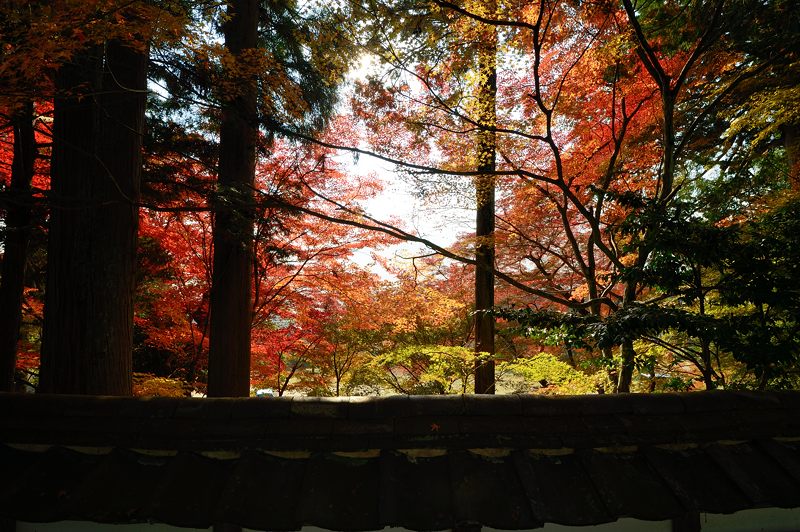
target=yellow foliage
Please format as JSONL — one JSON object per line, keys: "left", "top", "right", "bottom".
{"left": 133, "top": 373, "right": 192, "bottom": 397}
{"left": 724, "top": 61, "right": 800, "bottom": 147}
{"left": 619, "top": 253, "right": 638, "bottom": 267}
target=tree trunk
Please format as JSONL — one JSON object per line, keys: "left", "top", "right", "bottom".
{"left": 602, "top": 346, "right": 618, "bottom": 393}
{"left": 618, "top": 281, "right": 639, "bottom": 393}
{"left": 0, "top": 101, "right": 36, "bottom": 392}
{"left": 473, "top": 1, "right": 497, "bottom": 395}
{"left": 700, "top": 340, "right": 715, "bottom": 390}
{"left": 783, "top": 123, "right": 800, "bottom": 191}
{"left": 207, "top": 0, "right": 259, "bottom": 398}
{"left": 617, "top": 339, "right": 636, "bottom": 393}
{"left": 39, "top": 40, "right": 147, "bottom": 395}
{"left": 695, "top": 268, "right": 715, "bottom": 390}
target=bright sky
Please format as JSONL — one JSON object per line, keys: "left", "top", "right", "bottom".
{"left": 336, "top": 55, "right": 476, "bottom": 275}
{"left": 341, "top": 151, "right": 474, "bottom": 275}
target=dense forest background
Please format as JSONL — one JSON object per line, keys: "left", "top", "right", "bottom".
{"left": 0, "top": 0, "right": 798, "bottom": 397}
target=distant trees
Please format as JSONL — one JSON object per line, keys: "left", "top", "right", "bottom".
{"left": 0, "top": 2, "right": 48, "bottom": 390}
{"left": 492, "top": 0, "right": 800, "bottom": 391}
{"left": 345, "top": 0, "right": 800, "bottom": 392}
{"left": 0, "top": 101, "right": 35, "bottom": 392}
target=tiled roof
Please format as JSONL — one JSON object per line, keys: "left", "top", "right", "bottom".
{"left": 2, "top": 391, "right": 800, "bottom": 530}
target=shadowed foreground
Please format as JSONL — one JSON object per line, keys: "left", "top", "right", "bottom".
{"left": 2, "top": 391, "right": 800, "bottom": 531}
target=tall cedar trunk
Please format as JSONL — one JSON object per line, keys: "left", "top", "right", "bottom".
{"left": 783, "top": 123, "right": 800, "bottom": 191}
{"left": 0, "top": 101, "right": 35, "bottom": 392}
{"left": 473, "top": 4, "right": 497, "bottom": 395}
{"left": 39, "top": 40, "right": 146, "bottom": 395}
{"left": 207, "top": 0, "right": 259, "bottom": 398}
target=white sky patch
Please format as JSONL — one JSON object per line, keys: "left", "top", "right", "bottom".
{"left": 339, "top": 148, "right": 473, "bottom": 279}
{"left": 342, "top": 52, "right": 475, "bottom": 253}
{"left": 328, "top": 51, "right": 478, "bottom": 277}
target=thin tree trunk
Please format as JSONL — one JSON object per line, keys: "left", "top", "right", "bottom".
{"left": 700, "top": 340, "right": 715, "bottom": 390}
{"left": 473, "top": 0, "right": 497, "bottom": 395}
{"left": 659, "top": 96, "right": 676, "bottom": 201}
{"left": 0, "top": 101, "right": 35, "bottom": 392}
{"left": 695, "top": 267, "right": 715, "bottom": 390}
{"left": 39, "top": 39, "right": 147, "bottom": 395}
{"left": 617, "top": 279, "right": 638, "bottom": 393}
{"left": 207, "top": 0, "right": 259, "bottom": 397}
{"left": 617, "top": 339, "right": 636, "bottom": 393}
{"left": 616, "top": 88, "right": 676, "bottom": 395}
{"left": 602, "top": 346, "right": 618, "bottom": 394}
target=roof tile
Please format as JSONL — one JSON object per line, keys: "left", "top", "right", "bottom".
{"left": 2, "top": 391, "right": 800, "bottom": 530}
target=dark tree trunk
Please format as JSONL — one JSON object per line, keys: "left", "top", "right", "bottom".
{"left": 40, "top": 47, "right": 103, "bottom": 394}
{"left": 617, "top": 339, "right": 636, "bottom": 393}
{"left": 700, "top": 340, "right": 715, "bottom": 390}
{"left": 617, "top": 246, "right": 647, "bottom": 393}
{"left": 695, "top": 268, "right": 715, "bottom": 390}
{"left": 39, "top": 40, "right": 147, "bottom": 396}
{"left": 0, "top": 101, "right": 36, "bottom": 392}
{"left": 207, "top": 0, "right": 259, "bottom": 398}
{"left": 602, "top": 346, "right": 618, "bottom": 393}
{"left": 783, "top": 123, "right": 800, "bottom": 191}
{"left": 617, "top": 277, "right": 639, "bottom": 393}
{"left": 473, "top": 5, "right": 497, "bottom": 395}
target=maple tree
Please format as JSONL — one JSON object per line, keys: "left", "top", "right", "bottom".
{"left": 342, "top": 0, "right": 800, "bottom": 393}
{"left": 495, "top": 0, "right": 800, "bottom": 391}
{"left": 347, "top": 0, "right": 636, "bottom": 387}
{"left": 132, "top": 130, "right": 387, "bottom": 393}
{"left": 246, "top": 139, "right": 389, "bottom": 396}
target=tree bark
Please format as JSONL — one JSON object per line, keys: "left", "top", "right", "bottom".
{"left": 616, "top": 271, "right": 640, "bottom": 394}
{"left": 0, "top": 101, "right": 36, "bottom": 392}
{"left": 695, "top": 268, "right": 715, "bottom": 390}
{"left": 783, "top": 123, "right": 800, "bottom": 191}
{"left": 207, "top": 0, "right": 259, "bottom": 398}
{"left": 616, "top": 339, "right": 636, "bottom": 393}
{"left": 473, "top": 0, "right": 498, "bottom": 395}
{"left": 39, "top": 39, "right": 146, "bottom": 395}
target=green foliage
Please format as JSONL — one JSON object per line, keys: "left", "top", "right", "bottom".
{"left": 719, "top": 0, "right": 800, "bottom": 150}
{"left": 132, "top": 372, "right": 193, "bottom": 397}
{"left": 501, "top": 195, "right": 800, "bottom": 389}
{"left": 715, "top": 200, "right": 800, "bottom": 383}
{"left": 341, "top": 362, "right": 385, "bottom": 396}
{"left": 499, "top": 354, "right": 607, "bottom": 395}
{"left": 496, "top": 304, "right": 721, "bottom": 351}
{"left": 371, "top": 345, "right": 488, "bottom": 394}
